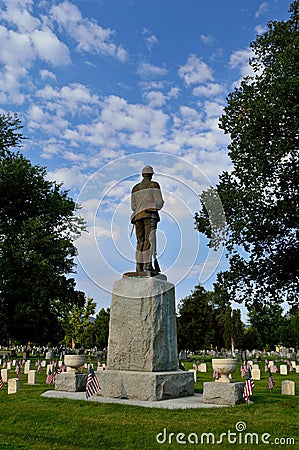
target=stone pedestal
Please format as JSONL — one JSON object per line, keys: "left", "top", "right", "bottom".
{"left": 203, "top": 382, "right": 244, "bottom": 405}
{"left": 108, "top": 277, "right": 179, "bottom": 372}
{"left": 55, "top": 373, "right": 87, "bottom": 392}
{"left": 96, "top": 370, "right": 194, "bottom": 401}
{"left": 102, "top": 276, "right": 194, "bottom": 401}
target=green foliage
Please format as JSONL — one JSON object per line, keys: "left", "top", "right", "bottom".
{"left": 279, "top": 306, "right": 299, "bottom": 348}
{"left": 0, "top": 113, "right": 24, "bottom": 158}
{"left": 63, "top": 296, "right": 96, "bottom": 349}
{"left": 0, "top": 115, "right": 86, "bottom": 344}
{"left": 248, "top": 303, "right": 286, "bottom": 350}
{"left": 93, "top": 308, "right": 110, "bottom": 349}
{"left": 177, "top": 285, "right": 231, "bottom": 351}
{"left": 195, "top": 1, "right": 299, "bottom": 308}
{"left": 243, "top": 327, "right": 263, "bottom": 351}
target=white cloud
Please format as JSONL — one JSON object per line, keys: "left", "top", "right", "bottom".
{"left": 178, "top": 54, "right": 214, "bottom": 85}
{"left": 255, "top": 24, "right": 267, "bottom": 35}
{"left": 39, "top": 69, "right": 56, "bottom": 81}
{"left": 255, "top": 2, "right": 268, "bottom": 18}
{"left": 137, "top": 62, "right": 168, "bottom": 78}
{"left": 142, "top": 28, "right": 159, "bottom": 51}
{"left": 50, "top": 1, "right": 127, "bottom": 62}
{"left": 200, "top": 34, "right": 214, "bottom": 45}
{"left": 31, "top": 27, "right": 70, "bottom": 66}
{"left": 0, "top": 0, "right": 41, "bottom": 33}
{"left": 229, "top": 48, "right": 255, "bottom": 84}
{"left": 193, "top": 82, "right": 223, "bottom": 97}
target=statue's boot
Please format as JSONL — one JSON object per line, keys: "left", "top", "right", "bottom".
{"left": 136, "top": 263, "right": 143, "bottom": 272}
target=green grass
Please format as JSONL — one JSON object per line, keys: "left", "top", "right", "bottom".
{"left": 0, "top": 358, "right": 298, "bottom": 449}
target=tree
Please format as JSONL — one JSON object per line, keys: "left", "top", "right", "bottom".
{"left": 0, "top": 113, "right": 24, "bottom": 158}
{"left": 0, "top": 116, "right": 86, "bottom": 344}
{"left": 195, "top": 1, "right": 299, "bottom": 308}
{"left": 223, "top": 306, "right": 244, "bottom": 354}
{"left": 279, "top": 306, "right": 299, "bottom": 349}
{"left": 243, "top": 327, "right": 263, "bottom": 351}
{"left": 177, "top": 284, "right": 231, "bottom": 351}
{"left": 63, "top": 297, "right": 96, "bottom": 349}
{"left": 248, "top": 303, "right": 285, "bottom": 350}
{"left": 94, "top": 308, "right": 110, "bottom": 349}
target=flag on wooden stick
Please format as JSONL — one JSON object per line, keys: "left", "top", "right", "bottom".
{"left": 243, "top": 367, "right": 255, "bottom": 403}
{"left": 269, "top": 372, "right": 275, "bottom": 392}
{"left": 86, "top": 365, "right": 101, "bottom": 399}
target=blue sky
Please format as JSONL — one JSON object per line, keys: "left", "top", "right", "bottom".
{"left": 0, "top": 0, "right": 291, "bottom": 319}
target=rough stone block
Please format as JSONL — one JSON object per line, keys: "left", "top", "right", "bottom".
{"left": 281, "top": 380, "right": 295, "bottom": 395}
{"left": 107, "top": 277, "right": 178, "bottom": 372}
{"left": 96, "top": 370, "right": 194, "bottom": 401}
{"left": 55, "top": 373, "right": 87, "bottom": 392}
{"left": 203, "top": 382, "right": 245, "bottom": 405}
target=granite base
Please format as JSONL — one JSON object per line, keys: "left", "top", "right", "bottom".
{"left": 203, "top": 381, "right": 244, "bottom": 405}
{"left": 96, "top": 370, "right": 194, "bottom": 401}
{"left": 55, "top": 373, "right": 87, "bottom": 392}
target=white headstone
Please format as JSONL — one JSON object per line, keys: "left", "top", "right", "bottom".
{"left": 1, "top": 368, "right": 8, "bottom": 382}
{"left": 8, "top": 378, "right": 20, "bottom": 394}
{"left": 280, "top": 365, "right": 288, "bottom": 375}
{"left": 268, "top": 361, "right": 274, "bottom": 367}
{"left": 41, "top": 360, "right": 46, "bottom": 367}
{"left": 251, "top": 368, "right": 261, "bottom": 380}
{"left": 28, "top": 370, "right": 37, "bottom": 385}
{"left": 291, "top": 361, "right": 296, "bottom": 368}
{"left": 12, "top": 360, "right": 16, "bottom": 367}
{"left": 7, "top": 362, "right": 12, "bottom": 370}
{"left": 200, "top": 363, "right": 207, "bottom": 373}
{"left": 247, "top": 360, "right": 253, "bottom": 367}
{"left": 45, "top": 351, "right": 52, "bottom": 360}
{"left": 295, "top": 366, "right": 299, "bottom": 374}
{"left": 252, "top": 364, "right": 259, "bottom": 370}
{"left": 281, "top": 380, "right": 295, "bottom": 395}
{"left": 24, "top": 361, "right": 31, "bottom": 374}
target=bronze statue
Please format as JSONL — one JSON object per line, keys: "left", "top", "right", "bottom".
{"left": 131, "top": 166, "right": 164, "bottom": 272}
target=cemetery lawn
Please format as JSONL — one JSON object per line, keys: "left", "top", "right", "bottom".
{"left": 0, "top": 360, "right": 298, "bottom": 450}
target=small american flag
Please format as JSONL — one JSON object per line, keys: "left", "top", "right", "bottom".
{"left": 37, "top": 360, "right": 42, "bottom": 372}
{"left": 46, "top": 368, "right": 54, "bottom": 385}
{"left": 54, "top": 362, "right": 61, "bottom": 376}
{"left": 241, "top": 364, "right": 247, "bottom": 378}
{"left": 243, "top": 367, "right": 255, "bottom": 402}
{"left": 15, "top": 363, "right": 20, "bottom": 380}
{"left": 0, "top": 375, "right": 3, "bottom": 389}
{"left": 86, "top": 366, "right": 101, "bottom": 399}
{"left": 269, "top": 372, "right": 275, "bottom": 391}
